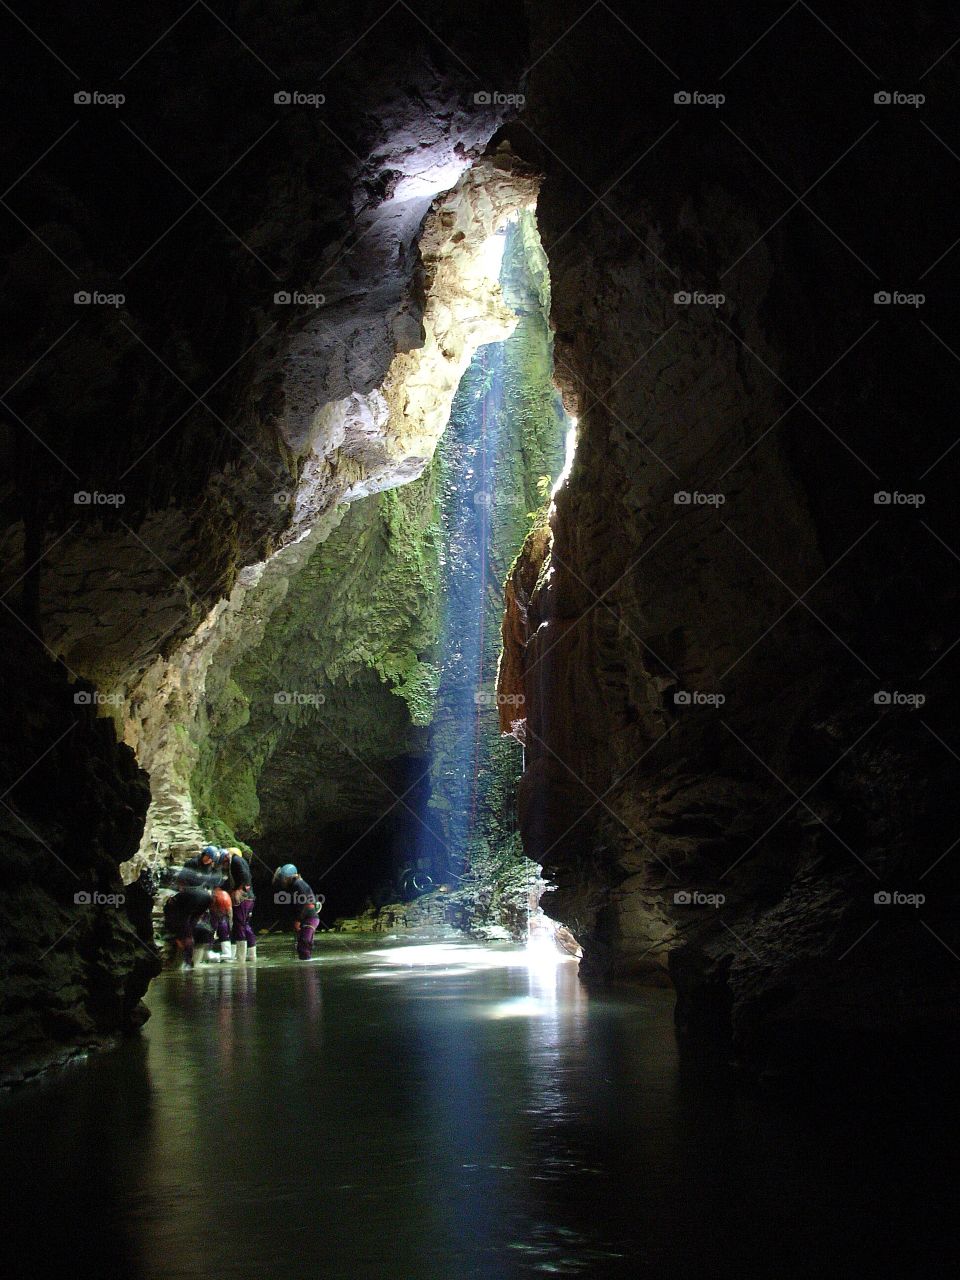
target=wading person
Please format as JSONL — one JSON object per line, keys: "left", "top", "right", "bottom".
{"left": 272, "top": 864, "right": 324, "bottom": 960}
{"left": 177, "top": 844, "right": 221, "bottom": 887}
{"left": 209, "top": 887, "right": 233, "bottom": 960}
{"left": 223, "top": 846, "right": 257, "bottom": 962}
{"left": 211, "top": 867, "right": 234, "bottom": 959}
{"left": 164, "top": 882, "right": 215, "bottom": 969}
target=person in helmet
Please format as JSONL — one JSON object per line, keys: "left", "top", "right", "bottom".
{"left": 163, "top": 882, "right": 215, "bottom": 969}
{"left": 272, "top": 864, "right": 324, "bottom": 960}
{"left": 207, "top": 855, "right": 234, "bottom": 957}
{"left": 209, "top": 863, "right": 235, "bottom": 959}
{"left": 177, "top": 844, "right": 222, "bottom": 888}
{"left": 163, "top": 880, "right": 233, "bottom": 969}
{"left": 210, "top": 887, "right": 233, "bottom": 948}
{"left": 224, "top": 846, "right": 257, "bottom": 963}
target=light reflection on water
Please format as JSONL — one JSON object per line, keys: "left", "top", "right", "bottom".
{"left": 2, "top": 936, "right": 956, "bottom": 1279}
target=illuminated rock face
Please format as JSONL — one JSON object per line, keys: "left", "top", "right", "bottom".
{"left": 274, "top": 148, "right": 540, "bottom": 541}
{"left": 121, "top": 150, "right": 539, "bottom": 869}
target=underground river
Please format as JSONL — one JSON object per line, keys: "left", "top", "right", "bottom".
{"left": 2, "top": 936, "right": 954, "bottom": 1279}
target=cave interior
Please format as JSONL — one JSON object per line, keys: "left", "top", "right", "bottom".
{"left": 2, "top": 1, "right": 960, "bottom": 1274}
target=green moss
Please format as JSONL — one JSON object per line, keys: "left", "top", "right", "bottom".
{"left": 186, "top": 208, "right": 565, "bottom": 930}
{"left": 189, "top": 459, "right": 444, "bottom": 836}
{"left": 197, "top": 814, "right": 252, "bottom": 854}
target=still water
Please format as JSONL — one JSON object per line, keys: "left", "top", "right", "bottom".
{"left": 2, "top": 937, "right": 954, "bottom": 1278}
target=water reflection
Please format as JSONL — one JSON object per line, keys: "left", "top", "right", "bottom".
{"left": 2, "top": 937, "right": 956, "bottom": 1279}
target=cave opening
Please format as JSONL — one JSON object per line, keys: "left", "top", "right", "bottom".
{"left": 215, "top": 203, "right": 571, "bottom": 931}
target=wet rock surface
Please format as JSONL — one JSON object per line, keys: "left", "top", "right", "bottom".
{"left": 0, "top": 621, "right": 157, "bottom": 1084}
{"left": 498, "top": 1, "right": 960, "bottom": 1079}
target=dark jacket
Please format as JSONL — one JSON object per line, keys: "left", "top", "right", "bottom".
{"left": 229, "top": 854, "right": 254, "bottom": 900}
{"left": 288, "top": 876, "right": 320, "bottom": 923}
{"left": 163, "top": 887, "right": 213, "bottom": 935}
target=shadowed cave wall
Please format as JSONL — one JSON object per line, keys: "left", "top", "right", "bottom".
{"left": 497, "top": 1, "right": 960, "bottom": 1081}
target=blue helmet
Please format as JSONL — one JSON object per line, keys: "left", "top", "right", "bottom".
{"left": 273, "top": 863, "right": 297, "bottom": 884}
{"left": 201, "top": 844, "right": 219, "bottom": 858}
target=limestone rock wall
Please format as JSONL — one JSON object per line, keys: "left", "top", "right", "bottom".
{"left": 500, "top": 0, "right": 960, "bottom": 1080}
{"left": 0, "top": 0, "right": 534, "bottom": 1073}
{"left": 120, "top": 149, "right": 539, "bottom": 868}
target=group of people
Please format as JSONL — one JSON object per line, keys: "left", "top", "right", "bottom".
{"left": 162, "top": 846, "right": 325, "bottom": 967}
{"left": 163, "top": 844, "right": 257, "bottom": 969}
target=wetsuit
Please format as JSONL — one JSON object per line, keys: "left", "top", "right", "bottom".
{"left": 163, "top": 887, "right": 213, "bottom": 963}
{"left": 177, "top": 856, "right": 222, "bottom": 890}
{"left": 289, "top": 876, "right": 321, "bottom": 959}
{"left": 228, "top": 853, "right": 256, "bottom": 947}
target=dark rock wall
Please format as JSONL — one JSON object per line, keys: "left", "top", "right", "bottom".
{"left": 0, "top": 621, "right": 155, "bottom": 1083}
{"left": 500, "top": 1, "right": 960, "bottom": 1079}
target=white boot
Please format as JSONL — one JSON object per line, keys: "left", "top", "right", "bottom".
{"left": 235, "top": 941, "right": 248, "bottom": 962}
{"left": 246, "top": 945, "right": 257, "bottom": 964}
{"left": 194, "top": 943, "right": 209, "bottom": 966}
{"left": 221, "top": 941, "right": 234, "bottom": 961}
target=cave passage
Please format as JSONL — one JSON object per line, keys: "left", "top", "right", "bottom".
{"left": 4, "top": 4, "right": 960, "bottom": 1277}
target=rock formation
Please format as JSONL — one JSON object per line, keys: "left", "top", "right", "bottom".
{"left": 497, "top": 0, "right": 960, "bottom": 1081}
